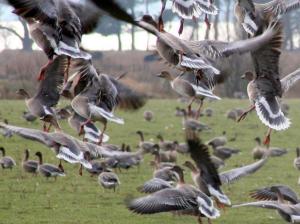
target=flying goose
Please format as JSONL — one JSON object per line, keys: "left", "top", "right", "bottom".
{"left": 137, "top": 178, "right": 174, "bottom": 194}
{"left": 35, "top": 151, "right": 65, "bottom": 179}
{"left": 159, "top": 0, "right": 218, "bottom": 34}
{"left": 235, "top": 0, "right": 300, "bottom": 36}
{"left": 157, "top": 71, "right": 220, "bottom": 117}
{"left": 185, "top": 131, "right": 231, "bottom": 207}
{"left": 0, "top": 147, "right": 16, "bottom": 169}
{"left": 249, "top": 185, "right": 299, "bottom": 204}
{"left": 7, "top": 0, "right": 99, "bottom": 81}
{"left": 0, "top": 123, "right": 93, "bottom": 171}
{"left": 22, "top": 149, "right": 38, "bottom": 175}
{"left": 68, "top": 112, "right": 109, "bottom": 144}
{"left": 16, "top": 56, "right": 68, "bottom": 132}
{"left": 234, "top": 185, "right": 300, "bottom": 223}
{"left": 238, "top": 20, "right": 300, "bottom": 146}
{"left": 127, "top": 165, "right": 220, "bottom": 223}
{"left": 138, "top": 15, "right": 279, "bottom": 83}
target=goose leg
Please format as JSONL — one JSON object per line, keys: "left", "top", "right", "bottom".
{"left": 207, "top": 218, "right": 212, "bottom": 224}
{"left": 195, "top": 99, "right": 204, "bottom": 120}
{"left": 98, "top": 123, "right": 107, "bottom": 145}
{"left": 197, "top": 216, "right": 203, "bottom": 224}
{"left": 46, "top": 123, "right": 52, "bottom": 133}
{"left": 79, "top": 119, "right": 92, "bottom": 135}
{"left": 263, "top": 128, "right": 272, "bottom": 148}
{"left": 58, "top": 160, "right": 64, "bottom": 173}
{"left": 237, "top": 105, "right": 255, "bottom": 122}
{"left": 158, "top": 1, "right": 166, "bottom": 31}
{"left": 178, "top": 18, "right": 184, "bottom": 35}
{"left": 78, "top": 164, "right": 83, "bottom": 176}
{"left": 187, "top": 97, "right": 196, "bottom": 117}
{"left": 204, "top": 14, "right": 211, "bottom": 30}
{"left": 37, "top": 59, "right": 54, "bottom": 81}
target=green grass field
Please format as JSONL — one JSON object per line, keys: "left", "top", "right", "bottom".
{"left": 0, "top": 99, "right": 300, "bottom": 224}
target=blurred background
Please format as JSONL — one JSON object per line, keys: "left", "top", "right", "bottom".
{"left": 0, "top": 0, "right": 300, "bottom": 99}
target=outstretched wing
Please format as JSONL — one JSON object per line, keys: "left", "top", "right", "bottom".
{"left": 281, "top": 68, "right": 300, "bottom": 93}
{"left": 220, "top": 157, "right": 268, "bottom": 185}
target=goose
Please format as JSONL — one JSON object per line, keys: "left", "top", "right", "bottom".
{"left": 181, "top": 109, "right": 210, "bottom": 132}
{"left": 249, "top": 185, "right": 299, "bottom": 204}
{"left": 158, "top": 0, "right": 218, "bottom": 34}
{"left": 294, "top": 148, "right": 300, "bottom": 170}
{"left": 137, "top": 177, "right": 174, "bottom": 194}
{"left": 157, "top": 134, "right": 176, "bottom": 151}
{"left": 237, "top": 20, "right": 300, "bottom": 147}
{"left": 157, "top": 71, "right": 220, "bottom": 117}
{"left": 138, "top": 15, "right": 279, "bottom": 85}
{"left": 150, "top": 161, "right": 177, "bottom": 182}
{"left": 226, "top": 109, "right": 238, "bottom": 121}
{"left": 69, "top": 60, "right": 124, "bottom": 144}
{"left": 136, "top": 131, "right": 156, "bottom": 153}
{"left": 7, "top": 0, "right": 101, "bottom": 81}
{"left": 206, "top": 131, "right": 227, "bottom": 148}
{"left": 0, "top": 147, "right": 16, "bottom": 169}
{"left": 16, "top": 56, "right": 68, "bottom": 132}
{"left": 22, "top": 111, "right": 37, "bottom": 122}
{"left": 143, "top": 111, "right": 154, "bottom": 122}
{"left": 22, "top": 149, "right": 38, "bottom": 175}
{"left": 0, "top": 123, "right": 93, "bottom": 172}
{"left": 234, "top": 185, "right": 300, "bottom": 223}
{"left": 68, "top": 112, "right": 109, "bottom": 144}
{"left": 234, "top": 0, "right": 300, "bottom": 36}
{"left": 252, "top": 137, "right": 266, "bottom": 160}
{"left": 98, "top": 171, "right": 120, "bottom": 192}
{"left": 185, "top": 132, "right": 231, "bottom": 207}
{"left": 204, "top": 108, "right": 214, "bottom": 117}
{"left": 0, "top": 119, "right": 13, "bottom": 138}
{"left": 211, "top": 156, "right": 225, "bottom": 170}
{"left": 212, "top": 146, "right": 240, "bottom": 161}
{"left": 35, "top": 151, "right": 65, "bottom": 180}
{"left": 174, "top": 141, "right": 189, "bottom": 154}
{"left": 83, "top": 151, "right": 109, "bottom": 176}
{"left": 127, "top": 165, "right": 220, "bottom": 223}
{"left": 152, "top": 147, "right": 177, "bottom": 164}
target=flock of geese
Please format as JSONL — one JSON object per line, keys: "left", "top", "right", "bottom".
{"left": 1, "top": 0, "right": 300, "bottom": 223}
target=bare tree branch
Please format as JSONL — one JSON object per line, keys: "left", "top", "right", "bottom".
{"left": 0, "top": 24, "right": 23, "bottom": 41}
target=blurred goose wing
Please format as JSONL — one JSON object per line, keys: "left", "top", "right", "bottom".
{"left": 250, "top": 185, "right": 299, "bottom": 204}
{"left": 280, "top": 68, "right": 300, "bottom": 93}
{"left": 127, "top": 188, "right": 197, "bottom": 214}
{"left": 220, "top": 156, "right": 268, "bottom": 185}
{"left": 137, "top": 178, "right": 173, "bottom": 193}
{"left": 261, "top": 0, "right": 300, "bottom": 18}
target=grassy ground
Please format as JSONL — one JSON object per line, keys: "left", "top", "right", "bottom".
{"left": 0, "top": 99, "right": 300, "bottom": 224}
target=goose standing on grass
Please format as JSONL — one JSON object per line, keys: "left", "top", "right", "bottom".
{"left": 0, "top": 147, "right": 16, "bottom": 169}
{"left": 294, "top": 148, "right": 300, "bottom": 171}
{"left": 22, "top": 149, "right": 38, "bottom": 175}
{"left": 98, "top": 171, "right": 120, "bottom": 192}
{"left": 212, "top": 146, "right": 240, "bottom": 161}
{"left": 16, "top": 56, "right": 68, "bottom": 132}
{"left": 136, "top": 131, "right": 156, "bottom": 153}
{"left": 6, "top": 0, "right": 101, "bottom": 82}
{"left": 206, "top": 131, "right": 227, "bottom": 148}
{"left": 237, "top": 19, "right": 300, "bottom": 147}
{"left": 143, "top": 111, "right": 154, "bottom": 122}
{"left": 157, "top": 134, "right": 176, "bottom": 151}
{"left": 235, "top": 0, "right": 300, "bottom": 36}
{"left": 181, "top": 109, "right": 210, "bottom": 132}
{"left": 35, "top": 151, "right": 65, "bottom": 180}
{"left": 157, "top": 71, "right": 220, "bottom": 117}
{"left": 158, "top": 0, "right": 218, "bottom": 34}
{"left": 127, "top": 165, "right": 220, "bottom": 224}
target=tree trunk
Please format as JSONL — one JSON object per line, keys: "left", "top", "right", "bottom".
{"left": 225, "top": 0, "right": 231, "bottom": 41}
{"left": 213, "top": 0, "right": 219, "bottom": 40}
{"left": 20, "top": 18, "right": 33, "bottom": 51}
{"left": 117, "top": 32, "right": 122, "bottom": 51}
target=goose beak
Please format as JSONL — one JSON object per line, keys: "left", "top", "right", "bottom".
{"left": 156, "top": 73, "right": 163, "bottom": 78}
